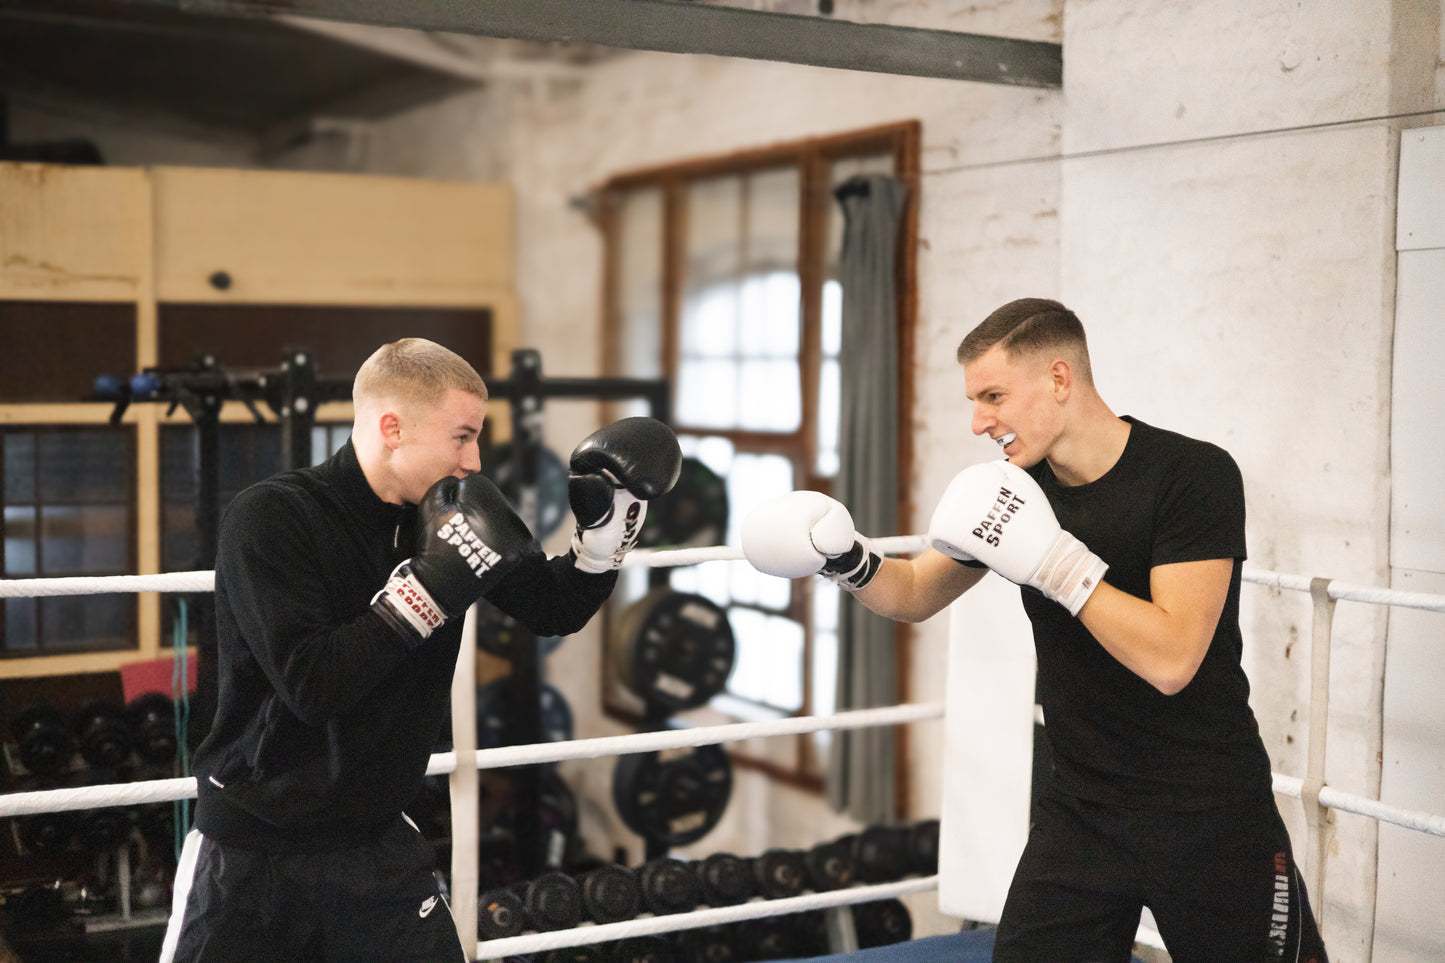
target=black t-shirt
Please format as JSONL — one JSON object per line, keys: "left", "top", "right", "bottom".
{"left": 1022, "top": 417, "right": 1273, "bottom": 809}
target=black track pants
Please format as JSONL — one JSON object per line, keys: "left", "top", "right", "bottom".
{"left": 169, "top": 816, "right": 466, "bottom": 963}
{"left": 994, "top": 791, "right": 1328, "bottom": 963}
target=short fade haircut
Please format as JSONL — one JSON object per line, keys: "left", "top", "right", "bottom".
{"left": 956, "top": 297, "right": 1093, "bottom": 384}
{"left": 353, "top": 338, "right": 487, "bottom": 412}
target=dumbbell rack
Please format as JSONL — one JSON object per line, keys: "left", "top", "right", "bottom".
{"left": 482, "top": 349, "right": 670, "bottom": 877}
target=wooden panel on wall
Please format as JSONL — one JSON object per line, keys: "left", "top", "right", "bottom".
{"left": 0, "top": 164, "right": 150, "bottom": 302}
{"left": 157, "top": 304, "right": 493, "bottom": 383}
{"left": 151, "top": 167, "right": 515, "bottom": 306}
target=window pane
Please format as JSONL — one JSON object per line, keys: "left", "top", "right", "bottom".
{"left": 811, "top": 628, "right": 839, "bottom": 760}
{"left": 821, "top": 279, "right": 843, "bottom": 356}
{"left": 5, "top": 507, "right": 36, "bottom": 575}
{"left": 725, "top": 453, "right": 794, "bottom": 546}
{"left": 676, "top": 360, "right": 739, "bottom": 429}
{"left": 727, "top": 608, "right": 804, "bottom": 711}
{"left": 39, "top": 595, "right": 130, "bottom": 651}
{"left": 739, "top": 272, "right": 801, "bottom": 358}
{"left": 817, "top": 358, "right": 840, "bottom": 478}
{"left": 738, "top": 360, "right": 800, "bottom": 432}
{"left": 5, "top": 433, "right": 35, "bottom": 503}
{"left": 41, "top": 506, "right": 128, "bottom": 572}
{"left": 5, "top": 599, "right": 37, "bottom": 653}
{"left": 617, "top": 187, "right": 666, "bottom": 380}
{"left": 747, "top": 168, "right": 800, "bottom": 277}
{"left": 2, "top": 426, "right": 135, "bottom": 655}
{"left": 682, "top": 285, "right": 739, "bottom": 359}
{"left": 38, "top": 431, "right": 129, "bottom": 504}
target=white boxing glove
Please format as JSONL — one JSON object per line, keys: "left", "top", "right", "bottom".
{"left": 740, "top": 491, "right": 881, "bottom": 590}
{"left": 928, "top": 461, "right": 1107, "bottom": 616}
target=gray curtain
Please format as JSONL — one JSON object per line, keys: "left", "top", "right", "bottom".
{"left": 826, "top": 173, "right": 908, "bottom": 824}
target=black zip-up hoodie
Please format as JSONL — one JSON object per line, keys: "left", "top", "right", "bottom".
{"left": 192, "top": 441, "right": 615, "bottom": 852}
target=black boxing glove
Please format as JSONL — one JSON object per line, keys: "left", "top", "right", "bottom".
{"left": 568, "top": 417, "right": 682, "bottom": 574}
{"left": 372, "top": 474, "right": 538, "bottom": 642}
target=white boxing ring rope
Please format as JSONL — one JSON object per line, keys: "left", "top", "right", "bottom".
{"left": 1, "top": 539, "right": 1444, "bottom": 960}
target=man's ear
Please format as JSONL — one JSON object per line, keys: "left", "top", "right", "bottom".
{"left": 378, "top": 410, "right": 404, "bottom": 450}
{"left": 1050, "top": 358, "right": 1074, "bottom": 402}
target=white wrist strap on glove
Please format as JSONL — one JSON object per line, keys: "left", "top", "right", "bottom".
{"left": 373, "top": 562, "right": 446, "bottom": 639}
{"left": 572, "top": 488, "right": 646, "bottom": 574}
{"left": 1031, "top": 531, "right": 1108, "bottom": 616}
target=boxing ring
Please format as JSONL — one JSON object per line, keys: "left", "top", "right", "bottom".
{"left": 2, "top": 535, "right": 1444, "bottom": 961}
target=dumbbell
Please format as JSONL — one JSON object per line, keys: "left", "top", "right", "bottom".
{"left": 908, "top": 818, "right": 940, "bottom": 875}
{"left": 77, "top": 806, "right": 134, "bottom": 851}
{"left": 737, "top": 916, "right": 800, "bottom": 960}
{"left": 579, "top": 863, "right": 642, "bottom": 924}
{"left": 74, "top": 700, "right": 133, "bottom": 769}
{"left": 12, "top": 705, "right": 77, "bottom": 776}
{"left": 478, "top": 886, "right": 527, "bottom": 940}
{"left": 803, "top": 838, "right": 856, "bottom": 891}
{"left": 607, "top": 935, "right": 674, "bottom": 963}
{"left": 522, "top": 871, "right": 584, "bottom": 932}
{"left": 852, "top": 825, "right": 911, "bottom": 883}
{"left": 15, "top": 811, "right": 76, "bottom": 855}
{"left": 127, "top": 692, "right": 179, "bottom": 765}
{"left": 694, "top": 852, "right": 754, "bottom": 907}
{"left": 852, "top": 898, "right": 913, "bottom": 948}
{"left": 673, "top": 924, "right": 740, "bottom": 962}
{"left": 751, "top": 848, "right": 807, "bottom": 900}
{"left": 541, "top": 948, "right": 606, "bottom": 963}
{"left": 638, "top": 857, "right": 701, "bottom": 915}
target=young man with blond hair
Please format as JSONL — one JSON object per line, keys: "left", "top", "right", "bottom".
{"left": 165, "top": 338, "right": 679, "bottom": 962}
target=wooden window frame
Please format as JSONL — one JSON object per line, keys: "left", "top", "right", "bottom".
{"left": 596, "top": 121, "right": 920, "bottom": 802}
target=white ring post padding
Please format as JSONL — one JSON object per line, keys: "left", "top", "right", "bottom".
{"left": 448, "top": 605, "right": 481, "bottom": 954}
{"left": 473, "top": 875, "right": 939, "bottom": 960}
{"left": 0, "top": 571, "right": 215, "bottom": 597}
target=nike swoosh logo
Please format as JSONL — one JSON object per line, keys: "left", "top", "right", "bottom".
{"left": 418, "top": 896, "right": 438, "bottom": 918}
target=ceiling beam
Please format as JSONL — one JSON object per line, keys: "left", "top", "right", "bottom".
{"left": 128, "top": 0, "right": 1062, "bottom": 88}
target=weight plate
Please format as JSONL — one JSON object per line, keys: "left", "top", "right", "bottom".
{"left": 638, "top": 857, "right": 702, "bottom": 916}
{"left": 636, "top": 456, "right": 729, "bottom": 550}
{"left": 612, "top": 744, "right": 732, "bottom": 848}
{"left": 127, "top": 692, "right": 178, "bottom": 765}
{"left": 478, "top": 442, "right": 569, "bottom": 539}
{"left": 475, "top": 601, "right": 564, "bottom": 659}
{"left": 580, "top": 864, "right": 641, "bottom": 924}
{"left": 13, "top": 705, "right": 77, "bottom": 776}
{"left": 853, "top": 825, "right": 910, "bottom": 883}
{"left": 524, "top": 870, "right": 583, "bottom": 932}
{"left": 607, "top": 935, "right": 674, "bottom": 963}
{"left": 674, "top": 925, "right": 740, "bottom": 962}
{"left": 804, "top": 838, "right": 856, "bottom": 891}
{"left": 614, "top": 589, "right": 735, "bottom": 712}
{"left": 478, "top": 886, "right": 526, "bottom": 940}
{"left": 74, "top": 700, "right": 133, "bottom": 769}
{"left": 853, "top": 898, "right": 913, "bottom": 948}
{"left": 752, "top": 848, "right": 807, "bottom": 900}
{"left": 17, "top": 811, "right": 76, "bottom": 855}
{"left": 695, "top": 852, "right": 754, "bottom": 907}
{"left": 908, "top": 818, "right": 940, "bottom": 875}
{"left": 476, "top": 679, "right": 574, "bottom": 749}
